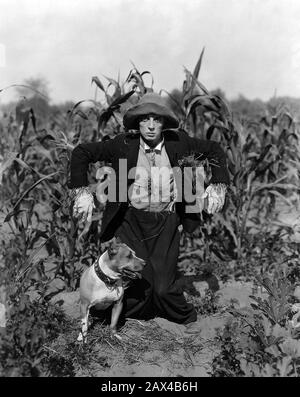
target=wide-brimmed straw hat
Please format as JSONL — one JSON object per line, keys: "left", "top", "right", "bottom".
{"left": 123, "top": 92, "right": 179, "bottom": 130}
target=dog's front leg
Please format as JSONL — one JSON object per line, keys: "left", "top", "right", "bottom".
{"left": 77, "top": 301, "right": 90, "bottom": 343}
{"left": 110, "top": 298, "right": 123, "bottom": 340}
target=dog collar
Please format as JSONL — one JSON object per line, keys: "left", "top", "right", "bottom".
{"left": 94, "top": 260, "right": 118, "bottom": 288}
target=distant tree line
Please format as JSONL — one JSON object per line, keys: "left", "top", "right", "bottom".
{"left": 167, "top": 87, "right": 300, "bottom": 124}
{"left": 1, "top": 77, "right": 300, "bottom": 130}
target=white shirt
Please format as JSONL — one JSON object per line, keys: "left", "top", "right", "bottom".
{"left": 129, "top": 137, "right": 177, "bottom": 212}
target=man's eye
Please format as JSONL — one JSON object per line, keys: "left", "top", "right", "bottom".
{"left": 140, "top": 117, "right": 162, "bottom": 124}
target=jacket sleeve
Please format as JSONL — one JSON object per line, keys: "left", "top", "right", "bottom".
{"left": 187, "top": 136, "right": 230, "bottom": 185}
{"left": 69, "top": 138, "right": 117, "bottom": 188}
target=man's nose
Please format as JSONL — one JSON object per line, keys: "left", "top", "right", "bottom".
{"left": 148, "top": 118, "right": 155, "bottom": 129}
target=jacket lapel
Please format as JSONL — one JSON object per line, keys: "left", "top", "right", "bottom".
{"left": 163, "top": 131, "right": 179, "bottom": 167}
{"left": 125, "top": 134, "right": 140, "bottom": 179}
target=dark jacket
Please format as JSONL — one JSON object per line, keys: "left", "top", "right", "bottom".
{"left": 69, "top": 129, "right": 230, "bottom": 241}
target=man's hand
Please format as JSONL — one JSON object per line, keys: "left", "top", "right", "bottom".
{"left": 203, "top": 183, "right": 227, "bottom": 214}
{"left": 72, "top": 187, "right": 95, "bottom": 223}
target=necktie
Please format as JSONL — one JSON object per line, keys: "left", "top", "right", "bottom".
{"left": 145, "top": 148, "right": 161, "bottom": 194}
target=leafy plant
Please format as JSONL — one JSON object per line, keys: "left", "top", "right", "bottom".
{"left": 0, "top": 294, "right": 68, "bottom": 376}
{"left": 211, "top": 270, "right": 300, "bottom": 377}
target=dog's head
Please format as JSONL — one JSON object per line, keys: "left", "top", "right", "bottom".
{"left": 104, "top": 237, "right": 146, "bottom": 279}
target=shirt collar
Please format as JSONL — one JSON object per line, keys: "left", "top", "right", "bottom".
{"left": 140, "top": 136, "right": 164, "bottom": 153}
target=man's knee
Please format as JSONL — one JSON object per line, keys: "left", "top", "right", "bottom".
{"left": 155, "top": 285, "right": 167, "bottom": 300}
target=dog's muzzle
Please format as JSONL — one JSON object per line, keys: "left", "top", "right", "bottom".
{"left": 121, "top": 268, "right": 143, "bottom": 279}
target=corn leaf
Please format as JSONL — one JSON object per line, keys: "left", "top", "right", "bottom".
{"left": 74, "top": 110, "right": 88, "bottom": 120}
{"left": 0, "top": 84, "right": 48, "bottom": 99}
{"left": 190, "top": 47, "right": 205, "bottom": 94}
{"left": 91, "top": 76, "right": 105, "bottom": 91}
{"left": 68, "top": 99, "right": 100, "bottom": 117}
{"left": 141, "top": 71, "right": 154, "bottom": 89}
{"left": 160, "top": 89, "right": 185, "bottom": 116}
{"left": 0, "top": 151, "right": 18, "bottom": 183}
{"left": 16, "top": 232, "right": 57, "bottom": 283}
{"left": 4, "top": 171, "right": 60, "bottom": 222}
{"left": 183, "top": 66, "right": 209, "bottom": 95}
{"left": 109, "top": 90, "right": 135, "bottom": 109}
{"left": 267, "top": 189, "right": 295, "bottom": 207}
{"left": 214, "top": 213, "right": 238, "bottom": 248}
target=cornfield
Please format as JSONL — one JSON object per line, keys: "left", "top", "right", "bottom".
{"left": 1, "top": 50, "right": 300, "bottom": 377}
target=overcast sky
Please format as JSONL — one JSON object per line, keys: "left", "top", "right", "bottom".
{"left": 0, "top": 0, "right": 300, "bottom": 104}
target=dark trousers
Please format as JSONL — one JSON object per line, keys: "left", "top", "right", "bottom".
{"left": 115, "top": 207, "right": 197, "bottom": 324}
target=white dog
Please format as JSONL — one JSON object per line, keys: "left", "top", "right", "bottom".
{"left": 77, "top": 238, "right": 146, "bottom": 342}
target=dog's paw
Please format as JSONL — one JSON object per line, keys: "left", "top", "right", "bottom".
{"left": 111, "top": 329, "right": 122, "bottom": 341}
{"left": 113, "top": 333, "right": 122, "bottom": 341}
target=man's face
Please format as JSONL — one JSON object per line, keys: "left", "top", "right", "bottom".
{"left": 139, "top": 114, "right": 164, "bottom": 146}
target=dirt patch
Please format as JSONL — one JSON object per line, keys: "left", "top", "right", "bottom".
{"left": 46, "top": 316, "right": 219, "bottom": 377}
{"left": 44, "top": 279, "right": 260, "bottom": 377}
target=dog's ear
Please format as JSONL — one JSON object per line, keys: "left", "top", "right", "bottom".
{"left": 115, "top": 236, "right": 123, "bottom": 245}
{"left": 107, "top": 243, "right": 117, "bottom": 260}
{"left": 107, "top": 237, "right": 123, "bottom": 259}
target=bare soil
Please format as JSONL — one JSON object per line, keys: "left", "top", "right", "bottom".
{"left": 47, "top": 279, "right": 267, "bottom": 377}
